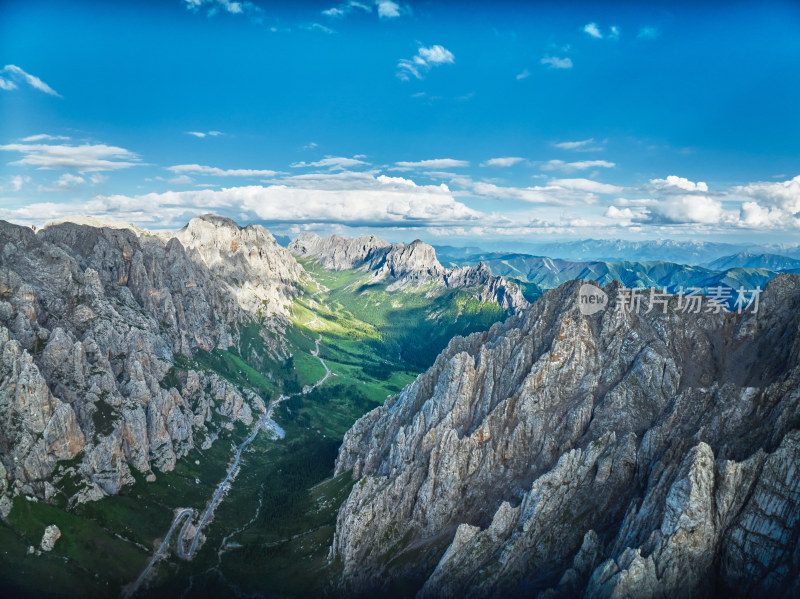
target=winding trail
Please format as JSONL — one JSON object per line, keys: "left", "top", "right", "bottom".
{"left": 122, "top": 305, "right": 332, "bottom": 597}
{"left": 121, "top": 508, "right": 193, "bottom": 599}
{"left": 178, "top": 411, "right": 271, "bottom": 560}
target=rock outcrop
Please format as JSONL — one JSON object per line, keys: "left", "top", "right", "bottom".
{"left": 40, "top": 524, "right": 61, "bottom": 551}
{"left": 289, "top": 233, "right": 391, "bottom": 271}
{"left": 330, "top": 274, "right": 800, "bottom": 598}
{"left": 0, "top": 215, "right": 304, "bottom": 507}
{"left": 290, "top": 232, "right": 527, "bottom": 311}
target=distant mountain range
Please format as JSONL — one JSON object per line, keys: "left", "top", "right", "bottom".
{"left": 445, "top": 252, "right": 778, "bottom": 305}
{"left": 706, "top": 252, "right": 800, "bottom": 272}
{"left": 435, "top": 239, "right": 800, "bottom": 266}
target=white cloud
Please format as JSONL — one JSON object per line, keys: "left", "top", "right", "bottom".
{"left": 86, "top": 177, "right": 483, "bottom": 228}
{"left": 541, "top": 56, "right": 573, "bottom": 69}
{"left": 605, "top": 205, "right": 636, "bottom": 225}
{"left": 731, "top": 175, "right": 800, "bottom": 214}
{"left": 22, "top": 134, "right": 71, "bottom": 142}
{"left": 481, "top": 157, "right": 525, "bottom": 168}
{"left": 305, "top": 23, "right": 336, "bottom": 34}
{"left": 169, "top": 164, "right": 278, "bottom": 177}
{"left": 301, "top": 141, "right": 318, "bottom": 150}
{"left": 583, "top": 23, "right": 602, "bottom": 39}
{"left": 323, "top": 1, "right": 371, "bottom": 18}
{"left": 548, "top": 178, "right": 624, "bottom": 194}
{"left": 397, "top": 44, "right": 455, "bottom": 81}
{"left": 609, "top": 26, "right": 620, "bottom": 40}
{"left": 553, "top": 138, "right": 604, "bottom": 152}
{"left": 649, "top": 195, "right": 725, "bottom": 224}
{"left": 183, "top": 0, "right": 260, "bottom": 17}
{"left": 393, "top": 158, "right": 469, "bottom": 170}
{"left": 0, "top": 142, "right": 140, "bottom": 171}
{"left": 291, "top": 156, "right": 369, "bottom": 170}
{"left": 651, "top": 175, "right": 708, "bottom": 192}
{"left": 0, "top": 65, "right": 60, "bottom": 97}
{"left": 8, "top": 175, "right": 30, "bottom": 192}
{"left": 376, "top": 1, "right": 400, "bottom": 18}
{"left": 738, "top": 201, "right": 788, "bottom": 228}
{"left": 186, "top": 130, "right": 223, "bottom": 138}
{"left": 541, "top": 159, "right": 615, "bottom": 172}
{"left": 38, "top": 172, "right": 108, "bottom": 192}
{"left": 638, "top": 27, "right": 659, "bottom": 40}
{"left": 168, "top": 175, "right": 194, "bottom": 185}
{"left": 516, "top": 69, "right": 530, "bottom": 80}
{"left": 39, "top": 173, "right": 86, "bottom": 192}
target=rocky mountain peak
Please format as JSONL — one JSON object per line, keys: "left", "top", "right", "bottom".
{"left": 330, "top": 273, "right": 800, "bottom": 598}
{"left": 0, "top": 215, "right": 306, "bottom": 509}
{"left": 289, "top": 232, "right": 527, "bottom": 310}
{"left": 289, "top": 232, "right": 391, "bottom": 270}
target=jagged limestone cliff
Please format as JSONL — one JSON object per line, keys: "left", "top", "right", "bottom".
{"left": 290, "top": 232, "right": 528, "bottom": 312}
{"left": 331, "top": 275, "right": 800, "bottom": 598}
{"left": 0, "top": 215, "right": 304, "bottom": 511}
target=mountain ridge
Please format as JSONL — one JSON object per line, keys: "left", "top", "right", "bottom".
{"left": 330, "top": 273, "right": 800, "bottom": 597}
{"left": 289, "top": 232, "right": 528, "bottom": 312}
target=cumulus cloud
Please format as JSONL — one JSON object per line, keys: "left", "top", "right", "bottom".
{"left": 540, "top": 159, "right": 615, "bottom": 172}
{"left": 91, "top": 177, "right": 481, "bottom": 228}
{"left": 397, "top": 44, "right": 454, "bottom": 81}
{"left": 731, "top": 175, "right": 800, "bottom": 214}
{"left": 516, "top": 69, "right": 530, "bottom": 80}
{"left": 168, "top": 164, "right": 278, "bottom": 177}
{"left": 583, "top": 23, "right": 602, "bottom": 39}
{"left": 602, "top": 173, "right": 800, "bottom": 229}
{"left": 0, "top": 141, "right": 140, "bottom": 171}
{"left": 582, "top": 23, "right": 619, "bottom": 40}
{"left": 604, "top": 205, "right": 636, "bottom": 225}
{"left": 0, "top": 65, "right": 60, "bottom": 97}
{"left": 541, "top": 56, "right": 573, "bottom": 69}
{"left": 648, "top": 194, "right": 725, "bottom": 225}
{"left": 186, "top": 130, "right": 223, "bottom": 138}
{"left": 481, "top": 157, "right": 525, "bottom": 168}
{"left": 376, "top": 1, "right": 400, "bottom": 18}
{"left": 393, "top": 158, "right": 469, "bottom": 170}
{"left": 553, "top": 138, "right": 604, "bottom": 152}
{"left": 651, "top": 175, "right": 708, "bottom": 192}
{"left": 291, "top": 156, "right": 369, "bottom": 170}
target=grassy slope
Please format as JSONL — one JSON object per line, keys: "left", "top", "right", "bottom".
{"left": 0, "top": 258, "right": 513, "bottom": 599}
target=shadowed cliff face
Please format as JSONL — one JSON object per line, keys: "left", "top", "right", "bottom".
{"left": 0, "top": 215, "right": 304, "bottom": 511}
{"left": 290, "top": 232, "right": 529, "bottom": 312}
{"left": 331, "top": 275, "right": 800, "bottom": 598}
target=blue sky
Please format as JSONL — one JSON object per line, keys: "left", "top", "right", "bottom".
{"left": 1, "top": 0, "right": 799, "bottom": 245}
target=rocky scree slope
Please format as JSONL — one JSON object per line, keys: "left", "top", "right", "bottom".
{"left": 0, "top": 215, "right": 304, "bottom": 513}
{"left": 331, "top": 274, "right": 800, "bottom": 598}
{"left": 289, "top": 232, "right": 527, "bottom": 312}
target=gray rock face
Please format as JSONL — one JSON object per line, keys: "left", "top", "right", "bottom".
{"left": 0, "top": 215, "right": 303, "bottom": 506}
{"left": 289, "top": 233, "right": 391, "bottom": 271}
{"left": 40, "top": 524, "right": 61, "bottom": 551}
{"left": 330, "top": 274, "right": 800, "bottom": 598}
{"left": 290, "top": 232, "right": 527, "bottom": 311}
{"left": 172, "top": 214, "right": 306, "bottom": 317}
